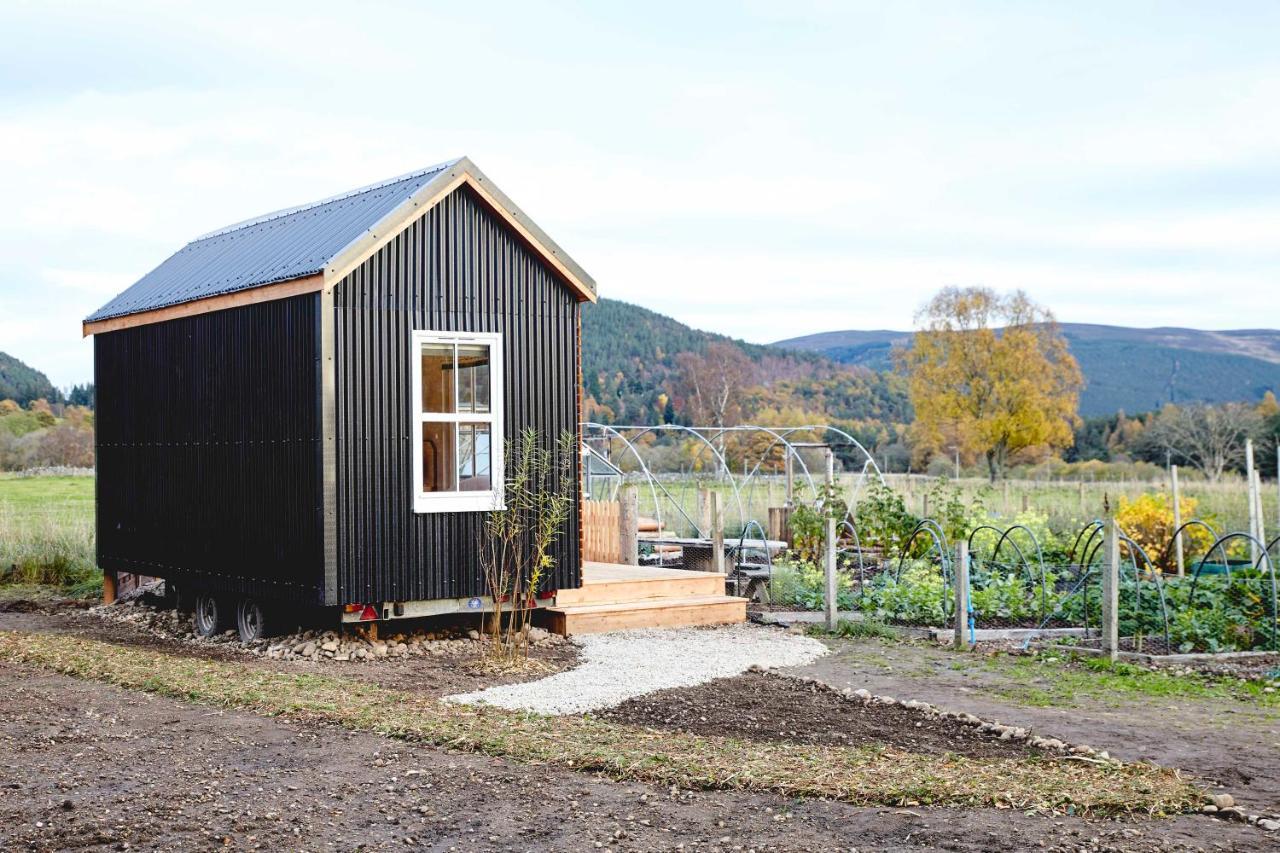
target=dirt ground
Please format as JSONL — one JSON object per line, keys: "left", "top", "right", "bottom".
{"left": 0, "top": 661, "right": 1267, "bottom": 853}
{"left": 0, "top": 607, "right": 1274, "bottom": 851}
{"left": 788, "top": 637, "right": 1280, "bottom": 815}
{"left": 602, "top": 671, "right": 1045, "bottom": 760}
{"left": 0, "top": 603, "right": 579, "bottom": 699}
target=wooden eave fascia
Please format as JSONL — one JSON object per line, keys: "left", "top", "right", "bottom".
{"left": 321, "top": 158, "right": 598, "bottom": 303}
{"left": 82, "top": 273, "right": 325, "bottom": 337}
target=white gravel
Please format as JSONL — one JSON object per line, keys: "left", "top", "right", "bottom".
{"left": 446, "top": 623, "right": 828, "bottom": 715}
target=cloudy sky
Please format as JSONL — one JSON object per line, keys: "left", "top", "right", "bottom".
{"left": 3, "top": 1, "right": 1279, "bottom": 388}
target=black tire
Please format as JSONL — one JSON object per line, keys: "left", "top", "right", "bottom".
{"left": 193, "top": 592, "right": 228, "bottom": 638}
{"left": 236, "top": 598, "right": 270, "bottom": 643}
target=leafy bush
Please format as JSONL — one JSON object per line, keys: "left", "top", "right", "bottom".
{"left": 1116, "top": 493, "right": 1214, "bottom": 572}
{"left": 852, "top": 480, "right": 918, "bottom": 554}
{"left": 787, "top": 483, "right": 847, "bottom": 564}
{"left": 768, "top": 557, "right": 857, "bottom": 611}
{"left": 859, "top": 563, "right": 948, "bottom": 625}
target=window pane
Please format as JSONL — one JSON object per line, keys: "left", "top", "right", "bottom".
{"left": 421, "top": 422, "right": 456, "bottom": 492}
{"left": 459, "top": 424, "right": 491, "bottom": 492}
{"left": 456, "top": 344, "right": 489, "bottom": 414}
{"left": 421, "top": 343, "right": 456, "bottom": 414}
{"left": 474, "top": 361, "right": 491, "bottom": 413}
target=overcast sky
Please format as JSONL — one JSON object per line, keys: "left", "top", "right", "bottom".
{"left": 3, "top": 1, "right": 1279, "bottom": 388}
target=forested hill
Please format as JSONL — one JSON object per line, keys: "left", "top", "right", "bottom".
{"left": 581, "top": 298, "right": 909, "bottom": 432}
{"left": 776, "top": 324, "right": 1280, "bottom": 417}
{"left": 0, "top": 352, "right": 60, "bottom": 406}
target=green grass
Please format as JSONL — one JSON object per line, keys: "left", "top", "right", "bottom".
{"left": 0, "top": 474, "right": 98, "bottom": 596}
{"left": 965, "top": 651, "right": 1280, "bottom": 711}
{"left": 0, "top": 630, "right": 1205, "bottom": 817}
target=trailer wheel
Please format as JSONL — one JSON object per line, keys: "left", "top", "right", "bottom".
{"left": 236, "top": 598, "right": 270, "bottom": 643}
{"left": 193, "top": 593, "right": 228, "bottom": 638}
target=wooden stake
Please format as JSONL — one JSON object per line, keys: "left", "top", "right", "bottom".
{"left": 1254, "top": 469, "right": 1267, "bottom": 550}
{"left": 619, "top": 485, "right": 639, "bottom": 566}
{"left": 102, "top": 569, "right": 118, "bottom": 605}
{"left": 1102, "top": 516, "right": 1120, "bottom": 662}
{"left": 825, "top": 448, "right": 838, "bottom": 632}
{"left": 698, "top": 488, "right": 713, "bottom": 539}
{"left": 1247, "top": 439, "right": 1259, "bottom": 565}
{"left": 709, "top": 491, "right": 725, "bottom": 574}
{"left": 1171, "top": 465, "right": 1184, "bottom": 577}
{"left": 954, "top": 541, "right": 970, "bottom": 648}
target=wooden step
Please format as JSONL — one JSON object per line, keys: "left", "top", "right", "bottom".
{"left": 544, "top": 594, "right": 747, "bottom": 635}
{"left": 556, "top": 564, "right": 724, "bottom": 607}
{"left": 554, "top": 573, "right": 724, "bottom": 606}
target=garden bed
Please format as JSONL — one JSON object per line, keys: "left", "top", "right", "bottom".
{"left": 601, "top": 670, "right": 1050, "bottom": 760}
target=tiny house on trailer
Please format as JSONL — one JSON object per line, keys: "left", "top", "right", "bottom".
{"left": 85, "top": 158, "right": 596, "bottom": 641}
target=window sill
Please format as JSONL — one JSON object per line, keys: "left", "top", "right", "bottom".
{"left": 413, "top": 493, "right": 504, "bottom": 514}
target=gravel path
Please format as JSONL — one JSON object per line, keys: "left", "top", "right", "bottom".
{"left": 447, "top": 623, "right": 828, "bottom": 714}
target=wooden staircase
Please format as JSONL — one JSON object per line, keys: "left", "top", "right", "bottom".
{"left": 544, "top": 562, "right": 747, "bottom": 635}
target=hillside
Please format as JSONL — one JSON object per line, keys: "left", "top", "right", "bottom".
{"left": 0, "top": 352, "right": 60, "bottom": 407}
{"left": 776, "top": 324, "right": 1280, "bottom": 416}
{"left": 581, "top": 299, "right": 909, "bottom": 428}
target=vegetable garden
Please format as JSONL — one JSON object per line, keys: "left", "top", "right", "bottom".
{"left": 770, "top": 481, "right": 1280, "bottom": 654}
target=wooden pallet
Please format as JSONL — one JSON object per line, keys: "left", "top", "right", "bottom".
{"left": 544, "top": 562, "right": 747, "bottom": 635}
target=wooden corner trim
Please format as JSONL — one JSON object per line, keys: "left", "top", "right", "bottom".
{"left": 82, "top": 273, "right": 326, "bottom": 336}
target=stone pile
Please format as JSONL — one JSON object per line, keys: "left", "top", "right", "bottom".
{"left": 87, "top": 599, "right": 566, "bottom": 663}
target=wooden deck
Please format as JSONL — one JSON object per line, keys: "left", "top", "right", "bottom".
{"left": 543, "top": 562, "right": 747, "bottom": 635}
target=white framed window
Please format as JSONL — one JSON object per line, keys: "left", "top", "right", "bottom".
{"left": 409, "top": 330, "right": 504, "bottom": 513}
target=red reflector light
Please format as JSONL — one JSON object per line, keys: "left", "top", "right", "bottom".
{"left": 360, "top": 605, "right": 379, "bottom": 621}
{"left": 536, "top": 588, "right": 556, "bottom": 600}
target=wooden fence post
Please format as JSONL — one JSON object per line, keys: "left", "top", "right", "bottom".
{"left": 709, "top": 491, "right": 725, "bottom": 574}
{"left": 954, "top": 541, "right": 969, "bottom": 648}
{"left": 619, "top": 485, "right": 639, "bottom": 566}
{"left": 1247, "top": 439, "right": 1259, "bottom": 565}
{"left": 1171, "top": 464, "right": 1184, "bottom": 577}
{"left": 698, "top": 487, "right": 713, "bottom": 539}
{"left": 1254, "top": 469, "right": 1267, "bottom": 549}
{"left": 1102, "top": 514, "right": 1120, "bottom": 662}
{"left": 102, "top": 569, "right": 118, "bottom": 605}
{"left": 824, "top": 448, "right": 838, "bottom": 632}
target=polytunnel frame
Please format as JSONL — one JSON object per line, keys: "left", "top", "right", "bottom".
{"left": 581, "top": 422, "right": 884, "bottom": 537}
{"left": 965, "top": 524, "right": 1051, "bottom": 624}
{"left": 891, "top": 519, "right": 955, "bottom": 623}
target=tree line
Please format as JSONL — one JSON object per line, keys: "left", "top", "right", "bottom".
{"left": 0, "top": 398, "right": 95, "bottom": 470}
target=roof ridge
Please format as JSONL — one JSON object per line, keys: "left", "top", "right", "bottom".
{"left": 192, "top": 157, "right": 463, "bottom": 242}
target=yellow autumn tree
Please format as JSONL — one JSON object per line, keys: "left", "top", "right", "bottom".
{"left": 898, "top": 287, "right": 1082, "bottom": 482}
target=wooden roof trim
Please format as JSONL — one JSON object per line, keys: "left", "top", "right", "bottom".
{"left": 323, "top": 160, "right": 598, "bottom": 303}
{"left": 82, "top": 273, "right": 324, "bottom": 336}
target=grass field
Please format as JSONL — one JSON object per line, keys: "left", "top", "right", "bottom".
{"left": 0, "top": 474, "right": 97, "bottom": 597}
{"left": 609, "top": 471, "right": 1276, "bottom": 541}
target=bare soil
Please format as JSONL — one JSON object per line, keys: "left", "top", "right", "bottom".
{"left": 601, "top": 671, "right": 1045, "bottom": 760}
{"left": 788, "top": 637, "right": 1280, "bottom": 815}
{"left": 0, "top": 661, "right": 1267, "bottom": 852}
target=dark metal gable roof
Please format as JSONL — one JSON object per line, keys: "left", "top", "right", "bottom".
{"left": 86, "top": 160, "right": 460, "bottom": 323}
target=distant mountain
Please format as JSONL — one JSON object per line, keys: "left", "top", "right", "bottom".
{"left": 775, "top": 324, "right": 1280, "bottom": 416}
{"left": 581, "top": 299, "right": 909, "bottom": 427}
{"left": 0, "top": 352, "right": 60, "bottom": 406}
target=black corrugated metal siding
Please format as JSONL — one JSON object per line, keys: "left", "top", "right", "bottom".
{"left": 95, "top": 294, "right": 324, "bottom": 602}
{"left": 334, "top": 185, "right": 581, "bottom": 605}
